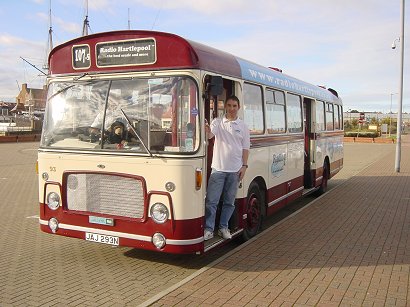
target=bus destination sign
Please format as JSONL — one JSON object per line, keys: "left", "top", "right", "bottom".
{"left": 96, "top": 38, "right": 156, "bottom": 67}
{"left": 72, "top": 44, "right": 91, "bottom": 69}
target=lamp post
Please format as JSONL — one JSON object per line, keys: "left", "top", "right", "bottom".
{"left": 394, "top": 0, "right": 405, "bottom": 173}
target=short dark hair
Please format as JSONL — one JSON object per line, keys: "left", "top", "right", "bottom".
{"left": 225, "top": 95, "right": 240, "bottom": 108}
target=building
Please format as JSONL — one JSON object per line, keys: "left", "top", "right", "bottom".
{"left": 0, "top": 101, "right": 16, "bottom": 115}
{"left": 14, "top": 83, "right": 46, "bottom": 114}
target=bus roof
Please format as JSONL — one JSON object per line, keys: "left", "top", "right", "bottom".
{"left": 49, "top": 30, "right": 340, "bottom": 103}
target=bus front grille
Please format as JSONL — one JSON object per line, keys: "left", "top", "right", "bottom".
{"left": 66, "top": 173, "right": 145, "bottom": 219}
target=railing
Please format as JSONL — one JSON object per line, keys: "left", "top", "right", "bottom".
{"left": 0, "top": 126, "right": 32, "bottom": 132}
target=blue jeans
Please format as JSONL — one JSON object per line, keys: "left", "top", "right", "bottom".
{"left": 205, "top": 170, "right": 239, "bottom": 231}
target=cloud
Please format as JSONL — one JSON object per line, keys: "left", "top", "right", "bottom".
{"left": 0, "top": 34, "right": 46, "bottom": 100}
{"left": 1, "top": 0, "right": 408, "bottom": 112}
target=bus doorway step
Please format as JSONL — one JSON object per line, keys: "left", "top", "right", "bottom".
{"left": 204, "top": 229, "right": 242, "bottom": 252}
{"left": 302, "top": 187, "right": 317, "bottom": 196}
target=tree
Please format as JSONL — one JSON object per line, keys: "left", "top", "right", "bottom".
{"left": 370, "top": 117, "right": 379, "bottom": 125}
{"left": 351, "top": 118, "right": 359, "bottom": 128}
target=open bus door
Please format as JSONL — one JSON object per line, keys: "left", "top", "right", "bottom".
{"left": 203, "top": 76, "right": 241, "bottom": 249}
{"left": 204, "top": 76, "right": 233, "bottom": 181}
{"left": 303, "top": 98, "right": 314, "bottom": 188}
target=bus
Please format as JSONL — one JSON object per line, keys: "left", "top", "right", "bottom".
{"left": 38, "top": 30, "right": 343, "bottom": 254}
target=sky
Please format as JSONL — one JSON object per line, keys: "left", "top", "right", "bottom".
{"left": 0, "top": 0, "right": 408, "bottom": 113}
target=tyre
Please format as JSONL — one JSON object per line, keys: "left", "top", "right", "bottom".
{"left": 242, "top": 182, "right": 264, "bottom": 241}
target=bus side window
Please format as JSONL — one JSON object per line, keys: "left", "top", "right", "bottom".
{"left": 316, "top": 101, "right": 325, "bottom": 131}
{"left": 286, "top": 93, "right": 303, "bottom": 133}
{"left": 266, "top": 89, "right": 286, "bottom": 134}
{"left": 243, "top": 83, "right": 264, "bottom": 135}
{"left": 326, "top": 103, "right": 334, "bottom": 131}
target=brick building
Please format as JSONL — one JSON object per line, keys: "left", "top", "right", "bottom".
{"left": 14, "top": 83, "right": 47, "bottom": 113}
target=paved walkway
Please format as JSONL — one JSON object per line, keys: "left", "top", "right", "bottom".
{"left": 145, "top": 136, "right": 410, "bottom": 306}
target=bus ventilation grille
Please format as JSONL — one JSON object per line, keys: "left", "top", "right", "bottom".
{"left": 66, "top": 173, "right": 144, "bottom": 219}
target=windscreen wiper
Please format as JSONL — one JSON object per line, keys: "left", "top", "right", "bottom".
{"left": 120, "top": 109, "right": 152, "bottom": 157}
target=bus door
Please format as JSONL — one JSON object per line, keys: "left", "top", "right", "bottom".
{"left": 203, "top": 75, "right": 240, "bottom": 233}
{"left": 303, "top": 98, "right": 314, "bottom": 188}
{"left": 204, "top": 76, "right": 234, "bottom": 181}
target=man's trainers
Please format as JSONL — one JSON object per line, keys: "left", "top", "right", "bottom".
{"left": 218, "top": 228, "right": 232, "bottom": 240}
{"left": 204, "top": 229, "right": 213, "bottom": 241}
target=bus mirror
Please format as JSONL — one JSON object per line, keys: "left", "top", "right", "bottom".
{"left": 209, "top": 76, "right": 223, "bottom": 96}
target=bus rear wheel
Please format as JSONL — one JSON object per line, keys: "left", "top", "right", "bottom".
{"left": 242, "top": 182, "right": 263, "bottom": 241}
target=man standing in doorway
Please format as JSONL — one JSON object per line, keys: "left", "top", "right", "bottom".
{"left": 204, "top": 95, "right": 250, "bottom": 240}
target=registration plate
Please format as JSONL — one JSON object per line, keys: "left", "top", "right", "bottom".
{"left": 85, "top": 232, "right": 119, "bottom": 246}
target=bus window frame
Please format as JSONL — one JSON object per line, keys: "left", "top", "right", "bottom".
{"left": 325, "top": 102, "right": 335, "bottom": 131}
{"left": 315, "top": 100, "right": 326, "bottom": 132}
{"left": 285, "top": 92, "right": 303, "bottom": 134}
{"left": 243, "top": 82, "right": 265, "bottom": 135}
{"left": 265, "top": 88, "right": 286, "bottom": 135}
{"left": 41, "top": 73, "right": 203, "bottom": 156}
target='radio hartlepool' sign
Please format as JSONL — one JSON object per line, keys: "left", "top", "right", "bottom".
{"left": 96, "top": 38, "right": 156, "bottom": 67}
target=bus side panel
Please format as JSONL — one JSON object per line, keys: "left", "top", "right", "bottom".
{"left": 311, "top": 133, "right": 344, "bottom": 187}
{"left": 286, "top": 138, "right": 305, "bottom": 197}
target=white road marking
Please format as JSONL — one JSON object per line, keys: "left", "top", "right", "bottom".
{"left": 26, "top": 215, "right": 40, "bottom": 219}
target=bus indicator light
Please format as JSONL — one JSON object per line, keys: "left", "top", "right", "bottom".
{"left": 195, "top": 168, "right": 202, "bottom": 190}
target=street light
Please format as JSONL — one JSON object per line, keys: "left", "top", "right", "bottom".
{"left": 393, "top": 0, "right": 405, "bottom": 173}
{"left": 391, "top": 37, "right": 400, "bottom": 49}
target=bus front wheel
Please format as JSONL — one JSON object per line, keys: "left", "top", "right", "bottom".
{"left": 242, "top": 182, "right": 264, "bottom": 241}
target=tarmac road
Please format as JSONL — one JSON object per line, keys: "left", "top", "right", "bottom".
{"left": 0, "top": 141, "right": 395, "bottom": 306}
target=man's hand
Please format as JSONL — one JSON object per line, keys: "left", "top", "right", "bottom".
{"left": 238, "top": 165, "right": 247, "bottom": 181}
{"left": 205, "top": 119, "right": 213, "bottom": 139}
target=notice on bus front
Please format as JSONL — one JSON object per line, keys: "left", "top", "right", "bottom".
{"left": 96, "top": 38, "right": 156, "bottom": 67}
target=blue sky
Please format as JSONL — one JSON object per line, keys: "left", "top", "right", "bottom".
{"left": 0, "top": 0, "right": 408, "bottom": 113}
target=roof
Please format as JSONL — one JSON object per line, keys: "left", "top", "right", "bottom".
{"left": 49, "top": 30, "right": 341, "bottom": 103}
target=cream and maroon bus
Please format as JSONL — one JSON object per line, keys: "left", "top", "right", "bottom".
{"left": 38, "top": 30, "right": 343, "bottom": 254}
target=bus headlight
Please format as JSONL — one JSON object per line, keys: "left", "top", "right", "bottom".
{"left": 41, "top": 172, "right": 48, "bottom": 181}
{"left": 48, "top": 217, "right": 59, "bottom": 233}
{"left": 150, "top": 203, "right": 169, "bottom": 224}
{"left": 46, "top": 192, "right": 60, "bottom": 210}
{"left": 152, "top": 233, "right": 166, "bottom": 249}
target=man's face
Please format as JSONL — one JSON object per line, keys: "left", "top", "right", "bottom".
{"left": 225, "top": 99, "right": 239, "bottom": 119}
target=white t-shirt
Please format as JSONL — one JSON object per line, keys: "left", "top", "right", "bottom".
{"left": 210, "top": 116, "right": 250, "bottom": 172}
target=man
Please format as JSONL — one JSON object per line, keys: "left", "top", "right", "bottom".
{"left": 204, "top": 95, "right": 250, "bottom": 240}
